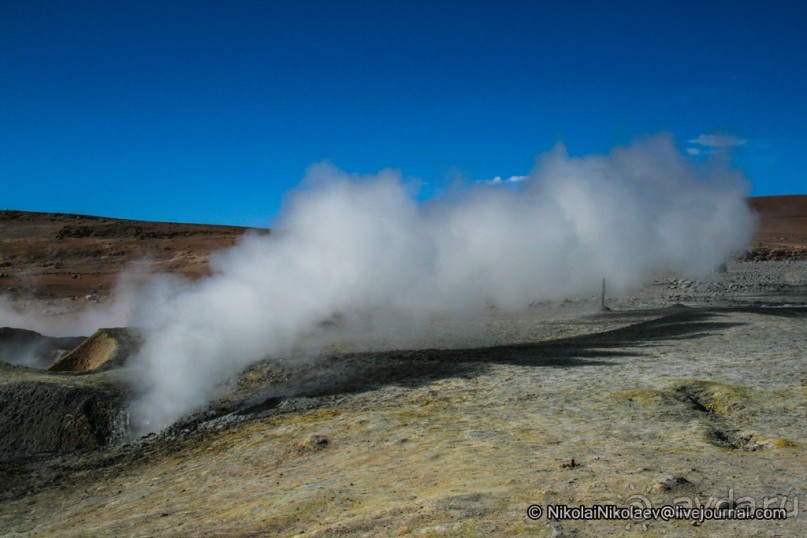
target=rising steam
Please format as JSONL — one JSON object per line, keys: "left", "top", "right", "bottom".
{"left": 125, "top": 134, "right": 754, "bottom": 434}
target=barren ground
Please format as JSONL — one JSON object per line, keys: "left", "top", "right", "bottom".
{"left": 0, "top": 209, "right": 258, "bottom": 301}
{"left": 0, "top": 200, "right": 805, "bottom": 537}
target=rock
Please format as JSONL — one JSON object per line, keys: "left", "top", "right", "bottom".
{"left": 560, "top": 458, "right": 580, "bottom": 469}
{"left": 293, "top": 434, "right": 330, "bottom": 454}
{"left": 650, "top": 473, "right": 692, "bottom": 493}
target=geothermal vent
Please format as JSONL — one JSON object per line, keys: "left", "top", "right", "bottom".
{"left": 0, "top": 328, "right": 140, "bottom": 457}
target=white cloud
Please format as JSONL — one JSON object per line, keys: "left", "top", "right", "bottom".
{"left": 688, "top": 134, "right": 747, "bottom": 149}
{"left": 686, "top": 148, "right": 702, "bottom": 156}
{"left": 481, "top": 175, "right": 527, "bottom": 185}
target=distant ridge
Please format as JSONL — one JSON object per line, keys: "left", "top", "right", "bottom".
{"left": 1, "top": 196, "right": 805, "bottom": 300}
{"left": 0, "top": 210, "right": 267, "bottom": 299}
{"left": 746, "top": 195, "right": 807, "bottom": 260}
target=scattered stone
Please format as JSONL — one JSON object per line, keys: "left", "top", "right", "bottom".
{"left": 560, "top": 458, "right": 579, "bottom": 469}
{"left": 293, "top": 434, "right": 330, "bottom": 454}
{"left": 649, "top": 473, "right": 692, "bottom": 493}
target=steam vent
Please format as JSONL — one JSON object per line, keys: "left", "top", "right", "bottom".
{"left": 0, "top": 328, "right": 140, "bottom": 457}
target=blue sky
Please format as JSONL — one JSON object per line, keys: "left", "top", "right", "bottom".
{"left": 1, "top": 0, "right": 805, "bottom": 226}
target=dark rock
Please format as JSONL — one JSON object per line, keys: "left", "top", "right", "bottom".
{"left": 0, "top": 376, "right": 127, "bottom": 458}
{"left": 650, "top": 473, "right": 692, "bottom": 493}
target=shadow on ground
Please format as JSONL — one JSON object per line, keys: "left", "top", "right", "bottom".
{"left": 3, "top": 305, "right": 797, "bottom": 502}
{"left": 233, "top": 307, "right": 749, "bottom": 417}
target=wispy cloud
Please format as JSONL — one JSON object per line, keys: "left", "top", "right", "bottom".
{"left": 480, "top": 175, "right": 528, "bottom": 185}
{"left": 688, "top": 134, "right": 747, "bottom": 150}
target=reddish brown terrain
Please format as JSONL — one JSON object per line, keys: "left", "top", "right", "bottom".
{"left": 0, "top": 210, "right": 266, "bottom": 300}
{"left": 746, "top": 195, "right": 807, "bottom": 260}
{"left": 1, "top": 196, "right": 804, "bottom": 302}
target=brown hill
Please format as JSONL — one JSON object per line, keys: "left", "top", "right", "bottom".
{"left": 0, "top": 210, "right": 266, "bottom": 300}
{"left": 1, "top": 196, "right": 804, "bottom": 301}
{"left": 746, "top": 195, "right": 807, "bottom": 260}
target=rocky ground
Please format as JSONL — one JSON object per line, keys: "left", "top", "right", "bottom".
{"left": 0, "top": 200, "right": 805, "bottom": 536}
{"left": 746, "top": 195, "right": 807, "bottom": 257}
{"left": 0, "top": 258, "right": 805, "bottom": 537}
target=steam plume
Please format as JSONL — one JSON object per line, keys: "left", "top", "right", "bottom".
{"left": 126, "top": 134, "right": 754, "bottom": 434}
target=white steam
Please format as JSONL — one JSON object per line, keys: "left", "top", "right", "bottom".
{"left": 127, "top": 134, "right": 754, "bottom": 434}
{"left": 0, "top": 294, "right": 132, "bottom": 339}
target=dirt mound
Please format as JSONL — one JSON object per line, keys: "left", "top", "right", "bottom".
{"left": 0, "top": 364, "right": 127, "bottom": 458}
{"left": 49, "top": 328, "right": 141, "bottom": 373}
{"left": 0, "top": 327, "right": 86, "bottom": 369}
